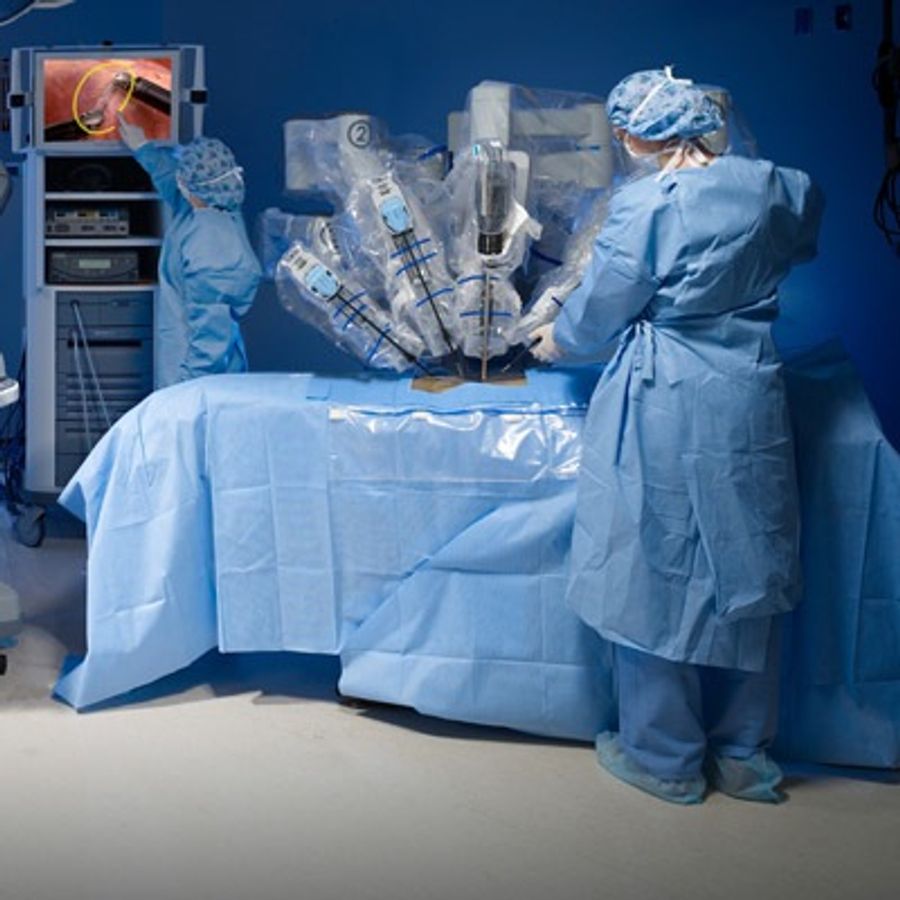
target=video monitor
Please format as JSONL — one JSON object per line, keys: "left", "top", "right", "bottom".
{"left": 39, "top": 54, "right": 175, "bottom": 146}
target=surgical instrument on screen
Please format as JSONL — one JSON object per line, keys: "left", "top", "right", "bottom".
{"left": 45, "top": 70, "right": 171, "bottom": 142}
{"left": 112, "top": 71, "right": 172, "bottom": 114}
{"left": 44, "top": 103, "right": 106, "bottom": 140}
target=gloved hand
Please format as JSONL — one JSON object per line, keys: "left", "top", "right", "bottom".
{"left": 529, "top": 323, "right": 562, "bottom": 363}
{"left": 116, "top": 112, "right": 147, "bottom": 151}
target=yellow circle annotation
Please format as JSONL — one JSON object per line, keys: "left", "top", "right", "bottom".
{"left": 71, "top": 61, "right": 137, "bottom": 137}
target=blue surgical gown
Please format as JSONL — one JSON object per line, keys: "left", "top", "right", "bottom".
{"left": 135, "top": 143, "right": 262, "bottom": 389}
{"left": 554, "top": 155, "right": 824, "bottom": 673}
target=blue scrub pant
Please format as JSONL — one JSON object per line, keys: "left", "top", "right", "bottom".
{"left": 615, "top": 630, "right": 781, "bottom": 781}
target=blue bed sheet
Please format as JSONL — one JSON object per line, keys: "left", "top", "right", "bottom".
{"left": 56, "top": 348, "right": 900, "bottom": 767}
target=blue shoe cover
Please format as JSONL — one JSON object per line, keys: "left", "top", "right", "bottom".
{"left": 709, "top": 751, "right": 786, "bottom": 803}
{"left": 595, "top": 732, "right": 706, "bottom": 805}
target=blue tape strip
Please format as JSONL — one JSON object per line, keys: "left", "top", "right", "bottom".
{"left": 414, "top": 286, "right": 454, "bottom": 309}
{"left": 365, "top": 330, "right": 387, "bottom": 362}
{"left": 417, "top": 144, "right": 447, "bottom": 161}
{"left": 342, "top": 303, "right": 369, "bottom": 329}
{"left": 390, "top": 237, "right": 431, "bottom": 260}
{"left": 397, "top": 251, "right": 438, "bottom": 277}
{"left": 332, "top": 290, "right": 368, "bottom": 321}
{"left": 531, "top": 249, "right": 564, "bottom": 267}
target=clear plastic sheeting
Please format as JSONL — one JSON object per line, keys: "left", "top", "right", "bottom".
{"left": 284, "top": 114, "right": 392, "bottom": 197}
{"left": 347, "top": 170, "right": 458, "bottom": 358}
{"left": 276, "top": 241, "right": 427, "bottom": 373}
{"left": 517, "top": 192, "right": 611, "bottom": 343}
{"left": 263, "top": 205, "right": 429, "bottom": 372}
{"left": 694, "top": 85, "right": 758, "bottom": 159}
{"left": 284, "top": 114, "right": 446, "bottom": 196}
{"left": 448, "top": 81, "right": 616, "bottom": 200}
{"left": 278, "top": 86, "right": 626, "bottom": 373}
{"left": 445, "top": 141, "right": 541, "bottom": 363}
{"left": 257, "top": 207, "right": 331, "bottom": 280}
{"left": 444, "top": 81, "right": 625, "bottom": 370}
{"left": 449, "top": 80, "right": 617, "bottom": 293}
{"left": 282, "top": 113, "right": 458, "bottom": 360}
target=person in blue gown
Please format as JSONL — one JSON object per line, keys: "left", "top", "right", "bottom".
{"left": 530, "top": 68, "right": 824, "bottom": 804}
{"left": 118, "top": 114, "right": 262, "bottom": 389}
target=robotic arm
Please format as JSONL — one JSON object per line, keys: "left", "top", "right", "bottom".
{"left": 451, "top": 141, "right": 540, "bottom": 379}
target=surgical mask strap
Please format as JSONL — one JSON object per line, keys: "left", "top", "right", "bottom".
{"left": 177, "top": 167, "right": 245, "bottom": 201}
{"left": 685, "top": 142, "right": 710, "bottom": 166}
{"left": 656, "top": 144, "right": 686, "bottom": 181}
{"left": 191, "top": 165, "right": 245, "bottom": 188}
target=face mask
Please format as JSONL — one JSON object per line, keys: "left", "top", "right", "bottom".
{"left": 192, "top": 166, "right": 245, "bottom": 190}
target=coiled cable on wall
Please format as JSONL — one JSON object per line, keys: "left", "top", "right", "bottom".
{"left": 873, "top": 0, "right": 900, "bottom": 253}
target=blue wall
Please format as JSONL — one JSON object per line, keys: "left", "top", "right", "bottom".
{"left": 3, "top": 1, "right": 897, "bottom": 443}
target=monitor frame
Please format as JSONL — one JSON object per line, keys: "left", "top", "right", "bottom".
{"left": 33, "top": 47, "right": 181, "bottom": 152}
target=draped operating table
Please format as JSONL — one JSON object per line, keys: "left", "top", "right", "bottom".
{"left": 55, "top": 345, "right": 900, "bottom": 768}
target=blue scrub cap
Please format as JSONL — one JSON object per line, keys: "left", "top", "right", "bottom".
{"left": 175, "top": 137, "right": 245, "bottom": 211}
{"left": 606, "top": 66, "right": 724, "bottom": 141}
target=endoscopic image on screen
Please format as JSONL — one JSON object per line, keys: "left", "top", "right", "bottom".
{"left": 42, "top": 56, "right": 173, "bottom": 144}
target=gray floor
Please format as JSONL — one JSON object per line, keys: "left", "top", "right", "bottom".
{"left": 1, "top": 512, "right": 899, "bottom": 900}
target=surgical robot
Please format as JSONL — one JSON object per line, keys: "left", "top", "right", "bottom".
{"left": 280, "top": 114, "right": 459, "bottom": 370}
{"left": 274, "top": 84, "right": 617, "bottom": 380}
